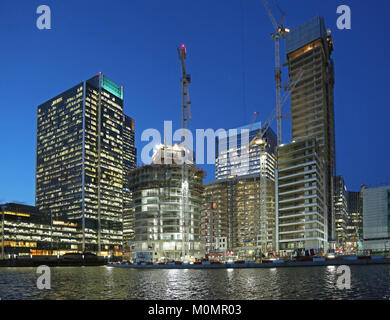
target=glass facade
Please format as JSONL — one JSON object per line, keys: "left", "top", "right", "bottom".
{"left": 277, "top": 137, "right": 328, "bottom": 255}
{"left": 36, "top": 74, "right": 136, "bottom": 256}
{"left": 333, "top": 176, "right": 348, "bottom": 248}
{"left": 286, "top": 16, "right": 329, "bottom": 56}
{"left": 363, "top": 186, "right": 390, "bottom": 251}
{"left": 128, "top": 145, "right": 205, "bottom": 262}
{"left": 346, "top": 191, "right": 362, "bottom": 250}
{"left": 0, "top": 203, "right": 80, "bottom": 257}
{"left": 215, "top": 122, "right": 277, "bottom": 180}
{"left": 123, "top": 115, "right": 137, "bottom": 256}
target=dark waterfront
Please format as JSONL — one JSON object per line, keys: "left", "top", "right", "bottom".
{"left": 1, "top": 265, "right": 390, "bottom": 300}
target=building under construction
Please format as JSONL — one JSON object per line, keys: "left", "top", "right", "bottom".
{"left": 202, "top": 173, "right": 276, "bottom": 260}
{"left": 127, "top": 144, "right": 205, "bottom": 262}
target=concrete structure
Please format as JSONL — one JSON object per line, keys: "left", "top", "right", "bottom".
{"left": 333, "top": 176, "right": 348, "bottom": 248}
{"left": 285, "top": 16, "right": 336, "bottom": 242}
{"left": 202, "top": 174, "right": 276, "bottom": 260}
{"left": 36, "top": 74, "right": 136, "bottom": 256}
{"left": 363, "top": 185, "right": 390, "bottom": 252}
{"left": 215, "top": 122, "right": 277, "bottom": 180}
{"left": 202, "top": 189, "right": 231, "bottom": 255}
{"left": 127, "top": 144, "right": 205, "bottom": 262}
{"left": 276, "top": 137, "right": 327, "bottom": 256}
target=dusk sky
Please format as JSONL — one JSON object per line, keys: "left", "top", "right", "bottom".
{"left": 0, "top": 0, "right": 389, "bottom": 205}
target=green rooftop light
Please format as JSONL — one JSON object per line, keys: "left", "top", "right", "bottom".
{"left": 102, "top": 75, "right": 123, "bottom": 99}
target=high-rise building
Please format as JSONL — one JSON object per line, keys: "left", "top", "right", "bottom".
{"left": 285, "top": 16, "right": 336, "bottom": 241}
{"left": 362, "top": 185, "right": 390, "bottom": 252}
{"left": 276, "top": 137, "right": 327, "bottom": 255}
{"left": 208, "top": 122, "right": 277, "bottom": 259}
{"left": 333, "top": 176, "right": 348, "bottom": 249}
{"left": 36, "top": 73, "right": 136, "bottom": 256}
{"left": 346, "top": 190, "right": 362, "bottom": 250}
{"left": 122, "top": 115, "right": 137, "bottom": 254}
{"left": 127, "top": 144, "right": 205, "bottom": 262}
{"left": 123, "top": 116, "right": 137, "bottom": 173}
{"left": 202, "top": 173, "right": 276, "bottom": 260}
{"left": 215, "top": 122, "right": 277, "bottom": 180}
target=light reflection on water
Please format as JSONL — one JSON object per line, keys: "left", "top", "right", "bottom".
{"left": 1, "top": 265, "right": 390, "bottom": 300}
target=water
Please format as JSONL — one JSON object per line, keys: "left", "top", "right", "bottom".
{"left": 1, "top": 265, "right": 390, "bottom": 300}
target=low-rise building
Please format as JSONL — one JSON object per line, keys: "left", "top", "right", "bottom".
{"left": 0, "top": 203, "right": 80, "bottom": 258}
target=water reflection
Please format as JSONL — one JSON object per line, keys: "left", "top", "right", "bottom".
{"left": 1, "top": 265, "right": 390, "bottom": 300}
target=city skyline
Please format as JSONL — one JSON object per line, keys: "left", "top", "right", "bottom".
{"left": 1, "top": 0, "right": 389, "bottom": 206}
{"left": 2, "top": 1, "right": 390, "bottom": 305}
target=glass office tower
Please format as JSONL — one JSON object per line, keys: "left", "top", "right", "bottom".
{"left": 36, "top": 73, "right": 136, "bottom": 256}
{"left": 122, "top": 115, "right": 137, "bottom": 253}
{"left": 333, "top": 176, "right": 348, "bottom": 248}
{"left": 346, "top": 191, "right": 362, "bottom": 251}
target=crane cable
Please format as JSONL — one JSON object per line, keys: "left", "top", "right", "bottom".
{"left": 240, "top": 0, "right": 247, "bottom": 124}
{"left": 273, "top": 0, "right": 285, "bottom": 21}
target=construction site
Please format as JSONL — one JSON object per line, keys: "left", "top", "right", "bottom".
{"left": 199, "top": 0, "right": 335, "bottom": 259}
{"left": 125, "top": 1, "right": 361, "bottom": 262}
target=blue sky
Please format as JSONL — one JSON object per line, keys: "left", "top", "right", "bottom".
{"left": 0, "top": 0, "right": 389, "bottom": 205}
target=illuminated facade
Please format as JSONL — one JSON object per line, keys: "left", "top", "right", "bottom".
{"left": 122, "top": 115, "right": 137, "bottom": 256}
{"left": 276, "top": 137, "right": 328, "bottom": 255}
{"left": 285, "top": 16, "right": 336, "bottom": 242}
{"left": 0, "top": 203, "right": 80, "bottom": 258}
{"left": 333, "top": 176, "right": 348, "bottom": 248}
{"left": 202, "top": 174, "right": 276, "bottom": 260}
{"left": 36, "top": 74, "right": 136, "bottom": 256}
{"left": 346, "top": 190, "right": 362, "bottom": 250}
{"left": 215, "top": 122, "right": 277, "bottom": 180}
{"left": 127, "top": 145, "right": 205, "bottom": 262}
{"left": 202, "top": 182, "right": 232, "bottom": 255}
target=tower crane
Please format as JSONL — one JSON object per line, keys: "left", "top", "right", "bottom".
{"left": 177, "top": 44, "right": 192, "bottom": 260}
{"left": 249, "top": 69, "right": 304, "bottom": 150}
{"left": 249, "top": 67, "right": 304, "bottom": 257}
{"left": 261, "top": 0, "right": 290, "bottom": 146}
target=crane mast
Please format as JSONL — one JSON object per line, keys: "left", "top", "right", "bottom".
{"left": 249, "top": 68, "right": 304, "bottom": 257}
{"left": 178, "top": 44, "right": 192, "bottom": 260}
{"left": 261, "top": 0, "right": 290, "bottom": 146}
